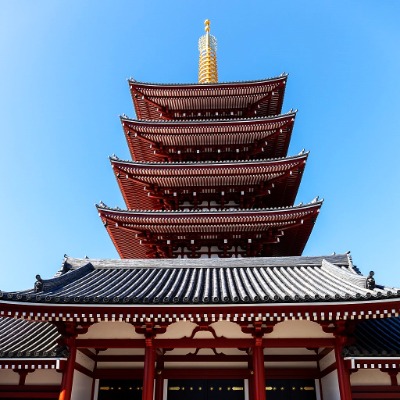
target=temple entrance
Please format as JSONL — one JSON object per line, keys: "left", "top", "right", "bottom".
{"left": 266, "top": 379, "right": 316, "bottom": 400}
{"left": 98, "top": 379, "right": 143, "bottom": 400}
{"left": 167, "top": 379, "right": 245, "bottom": 400}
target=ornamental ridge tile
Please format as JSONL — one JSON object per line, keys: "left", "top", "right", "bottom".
{"left": 2, "top": 254, "right": 400, "bottom": 306}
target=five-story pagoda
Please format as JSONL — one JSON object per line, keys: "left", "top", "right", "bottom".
{"left": 3, "top": 19, "right": 400, "bottom": 400}
{"left": 97, "top": 20, "right": 321, "bottom": 260}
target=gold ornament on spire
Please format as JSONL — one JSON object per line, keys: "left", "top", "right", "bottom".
{"left": 198, "top": 19, "right": 218, "bottom": 84}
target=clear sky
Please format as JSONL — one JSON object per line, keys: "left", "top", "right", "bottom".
{"left": 1, "top": 1, "right": 400, "bottom": 291}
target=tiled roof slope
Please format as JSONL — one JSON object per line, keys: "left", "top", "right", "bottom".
{"left": 0, "top": 317, "right": 61, "bottom": 358}
{"left": 345, "top": 317, "right": 400, "bottom": 357}
{"left": 1, "top": 255, "right": 399, "bottom": 305}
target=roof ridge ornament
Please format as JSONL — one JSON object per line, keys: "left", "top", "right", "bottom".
{"left": 198, "top": 20, "right": 218, "bottom": 84}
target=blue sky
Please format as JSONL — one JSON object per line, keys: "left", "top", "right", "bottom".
{"left": 1, "top": 1, "right": 400, "bottom": 291}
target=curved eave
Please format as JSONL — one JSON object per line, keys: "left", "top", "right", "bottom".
{"left": 120, "top": 111, "right": 296, "bottom": 127}
{"left": 96, "top": 202, "right": 321, "bottom": 259}
{"left": 128, "top": 75, "right": 288, "bottom": 90}
{"left": 129, "top": 76, "right": 287, "bottom": 121}
{"left": 122, "top": 114, "right": 295, "bottom": 162}
{"left": 111, "top": 154, "right": 307, "bottom": 210}
{"left": 97, "top": 201, "right": 321, "bottom": 222}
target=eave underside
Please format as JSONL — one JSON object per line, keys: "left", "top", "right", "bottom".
{"left": 97, "top": 204, "right": 321, "bottom": 259}
{"left": 129, "top": 77, "right": 287, "bottom": 121}
{"left": 111, "top": 156, "right": 306, "bottom": 210}
{"left": 122, "top": 115, "right": 294, "bottom": 162}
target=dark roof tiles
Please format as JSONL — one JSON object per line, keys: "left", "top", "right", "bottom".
{"left": 0, "top": 318, "right": 61, "bottom": 358}
{"left": 346, "top": 317, "right": 400, "bottom": 357}
{"left": 1, "top": 255, "right": 399, "bottom": 305}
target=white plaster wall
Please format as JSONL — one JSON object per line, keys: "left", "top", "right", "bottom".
{"left": 321, "top": 370, "right": 340, "bottom": 400}
{"left": 267, "top": 320, "right": 333, "bottom": 339}
{"left": 71, "top": 370, "right": 93, "bottom": 400}
{"left": 157, "top": 321, "right": 197, "bottom": 339}
{"left": 0, "top": 369, "right": 19, "bottom": 384}
{"left": 211, "top": 321, "right": 252, "bottom": 338}
{"left": 319, "top": 350, "right": 335, "bottom": 371}
{"left": 350, "top": 369, "right": 391, "bottom": 386}
{"left": 97, "top": 361, "right": 143, "bottom": 369}
{"left": 76, "top": 350, "right": 95, "bottom": 371}
{"left": 315, "top": 379, "right": 321, "bottom": 400}
{"left": 80, "top": 321, "right": 143, "bottom": 339}
{"left": 192, "top": 330, "right": 215, "bottom": 339}
{"left": 25, "top": 369, "right": 62, "bottom": 385}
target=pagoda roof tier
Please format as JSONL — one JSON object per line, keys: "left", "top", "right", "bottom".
{"left": 129, "top": 75, "right": 287, "bottom": 121}
{"left": 96, "top": 201, "right": 322, "bottom": 259}
{"left": 121, "top": 112, "right": 295, "bottom": 162}
{"left": 110, "top": 152, "right": 308, "bottom": 210}
{"left": 2, "top": 255, "right": 400, "bottom": 307}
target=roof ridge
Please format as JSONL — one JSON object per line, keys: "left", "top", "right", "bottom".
{"left": 128, "top": 74, "right": 288, "bottom": 87}
{"left": 96, "top": 199, "right": 322, "bottom": 213}
{"left": 120, "top": 110, "right": 297, "bottom": 124}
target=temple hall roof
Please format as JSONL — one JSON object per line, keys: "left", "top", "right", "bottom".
{"left": 2, "top": 254, "right": 399, "bottom": 306}
{"left": 0, "top": 317, "right": 61, "bottom": 358}
{"left": 346, "top": 317, "right": 400, "bottom": 357}
{"left": 129, "top": 76, "right": 287, "bottom": 121}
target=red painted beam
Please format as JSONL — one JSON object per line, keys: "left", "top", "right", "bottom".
{"left": 0, "top": 394, "right": 57, "bottom": 399}
{"left": 352, "top": 394, "right": 400, "bottom": 399}
{"left": 76, "top": 337, "right": 334, "bottom": 349}
{"left": 93, "top": 368, "right": 320, "bottom": 380}
{"left": 95, "top": 353, "right": 318, "bottom": 363}
{"left": 0, "top": 385, "right": 59, "bottom": 399}
{"left": 162, "top": 369, "right": 251, "bottom": 379}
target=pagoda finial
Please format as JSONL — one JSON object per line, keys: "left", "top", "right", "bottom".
{"left": 198, "top": 19, "right": 218, "bottom": 84}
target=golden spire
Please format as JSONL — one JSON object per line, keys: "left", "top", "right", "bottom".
{"left": 198, "top": 19, "right": 218, "bottom": 84}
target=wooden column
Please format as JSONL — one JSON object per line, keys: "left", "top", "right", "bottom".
{"left": 142, "top": 337, "right": 156, "bottom": 400}
{"left": 248, "top": 358, "right": 254, "bottom": 400}
{"left": 242, "top": 322, "right": 274, "bottom": 400}
{"left": 154, "top": 359, "right": 164, "bottom": 400}
{"left": 134, "top": 323, "right": 167, "bottom": 400}
{"left": 252, "top": 337, "right": 266, "bottom": 400}
{"left": 58, "top": 335, "right": 77, "bottom": 400}
{"left": 334, "top": 328, "right": 353, "bottom": 400}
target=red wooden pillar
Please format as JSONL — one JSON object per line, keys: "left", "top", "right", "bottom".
{"left": 58, "top": 336, "right": 77, "bottom": 400}
{"left": 154, "top": 360, "right": 164, "bottom": 400}
{"left": 142, "top": 337, "right": 156, "bottom": 400}
{"left": 248, "top": 359, "right": 254, "bottom": 400}
{"left": 252, "top": 337, "right": 266, "bottom": 400}
{"left": 334, "top": 335, "right": 352, "bottom": 400}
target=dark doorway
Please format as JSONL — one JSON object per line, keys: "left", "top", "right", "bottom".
{"left": 167, "top": 379, "right": 245, "bottom": 400}
{"left": 98, "top": 379, "right": 143, "bottom": 400}
{"left": 265, "top": 379, "right": 316, "bottom": 400}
